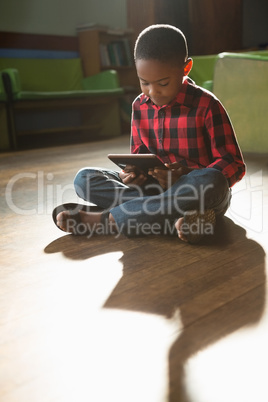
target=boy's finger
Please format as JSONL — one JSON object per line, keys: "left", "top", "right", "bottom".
{"left": 165, "top": 162, "right": 183, "bottom": 170}
{"left": 123, "top": 173, "right": 136, "bottom": 183}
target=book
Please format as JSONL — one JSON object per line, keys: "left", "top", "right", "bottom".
{"left": 121, "top": 37, "right": 134, "bottom": 66}
{"left": 99, "top": 43, "right": 111, "bottom": 66}
{"left": 99, "top": 39, "right": 133, "bottom": 67}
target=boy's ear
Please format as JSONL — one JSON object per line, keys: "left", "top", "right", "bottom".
{"left": 183, "top": 58, "right": 193, "bottom": 76}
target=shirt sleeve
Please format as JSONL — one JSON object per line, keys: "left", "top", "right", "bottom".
{"left": 205, "top": 99, "right": 246, "bottom": 187}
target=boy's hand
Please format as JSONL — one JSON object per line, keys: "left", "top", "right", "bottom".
{"left": 148, "top": 162, "right": 195, "bottom": 190}
{"left": 119, "top": 165, "right": 147, "bottom": 186}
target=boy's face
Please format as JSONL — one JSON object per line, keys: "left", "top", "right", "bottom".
{"left": 136, "top": 58, "right": 191, "bottom": 107}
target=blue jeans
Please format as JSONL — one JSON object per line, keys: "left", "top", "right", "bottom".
{"left": 74, "top": 167, "right": 231, "bottom": 236}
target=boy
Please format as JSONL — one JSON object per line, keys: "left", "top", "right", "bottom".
{"left": 53, "top": 24, "right": 245, "bottom": 243}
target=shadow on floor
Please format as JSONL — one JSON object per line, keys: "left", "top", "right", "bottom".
{"left": 45, "top": 217, "right": 266, "bottom": 401}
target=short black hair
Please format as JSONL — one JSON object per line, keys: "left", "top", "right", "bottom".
{"left": 134, "top": 24, "right": 188, "bottom": 66}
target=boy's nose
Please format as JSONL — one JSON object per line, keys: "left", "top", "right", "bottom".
{"left": 149, "top": 85, "right": 159, "bottom": 96}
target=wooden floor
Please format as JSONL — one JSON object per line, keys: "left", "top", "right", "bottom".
{"left": 1, "top": 135, "right": 268, "bottom": 402}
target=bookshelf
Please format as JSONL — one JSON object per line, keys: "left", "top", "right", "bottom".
{"left": 78, "top": 28, "right": 139, "bottom": 88}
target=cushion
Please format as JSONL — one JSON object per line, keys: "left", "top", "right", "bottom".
{"left": 0, "top": 58, "right": 84, "bottom": 91}
{"left": 213, "top": 52, "right": 268, "bottom": 153}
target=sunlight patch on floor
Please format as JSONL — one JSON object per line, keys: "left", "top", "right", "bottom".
{"left": 18, "top": 252, "right": 182, "bottom": 402}
{"left": 226, "top": 169, "right": 268, "bottom": 249}
{"left": 44, "top": 309, "right": 180, "bottom": 402}
{"left": 184, "top": 301, "right": 268, "bottom": 402}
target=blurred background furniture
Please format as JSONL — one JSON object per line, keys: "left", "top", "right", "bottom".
{"left": 213, "top": 52, "right": 268, "bottom": 153}
{"left": 0, "top": 72, "right": 10, "bottom": 150}
{"left": 189, "top": 51, "right": 268, "bottom": 154}
{"left": 0, "top": 32, "right": 124, "bottom": 150}
{"left": 0, "top": 59, "right": 123, "bottom": 150}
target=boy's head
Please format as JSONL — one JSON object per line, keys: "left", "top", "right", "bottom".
{"left": 134, "top": 25, "right": 193, "bottom": 107}
{"left": 134, "top": 24, "right": 188, "bottom": 67}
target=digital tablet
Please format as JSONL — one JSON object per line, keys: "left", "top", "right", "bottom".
{"left": 108, "top": 153, "right": 167, "bottom": 172}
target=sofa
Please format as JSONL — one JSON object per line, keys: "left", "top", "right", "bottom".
{"left": 190, "top": 54, "right": 219, "bottom": 89}
{"left": 190, "top": 51, "right": 268, "bottom": 153}
{"left": 212, "top": 52, "right": 268, "bottom": 153}
{"left": 0, "top": 57, "right": 124, "bottom": 149}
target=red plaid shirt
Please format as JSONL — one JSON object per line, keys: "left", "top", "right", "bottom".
{"left": 131, "top": 78, "right": 245, "bottom": 187}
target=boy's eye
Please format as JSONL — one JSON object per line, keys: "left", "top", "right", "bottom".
{"left": 141, "top": 82, "right": 168, "bottom": 87}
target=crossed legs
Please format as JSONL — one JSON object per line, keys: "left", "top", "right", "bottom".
{"left": 55, "top": 167, "right": 231, "bottom": 243}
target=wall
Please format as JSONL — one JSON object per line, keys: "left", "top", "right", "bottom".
{"left": 0, "top": 0, "right": 267, "bottom": 48}
{"left": 243, "top": 0, "right": 268, "bottom": 48}
{"left": 0, "top": 0, "right": 127, "bottom": 36}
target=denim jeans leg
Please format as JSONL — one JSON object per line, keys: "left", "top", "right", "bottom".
{"left": 73, "top": 167, "right": 150, "bottom": 210}
{"left": 110, "top": 168, "right": 231, "bottom": 236}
